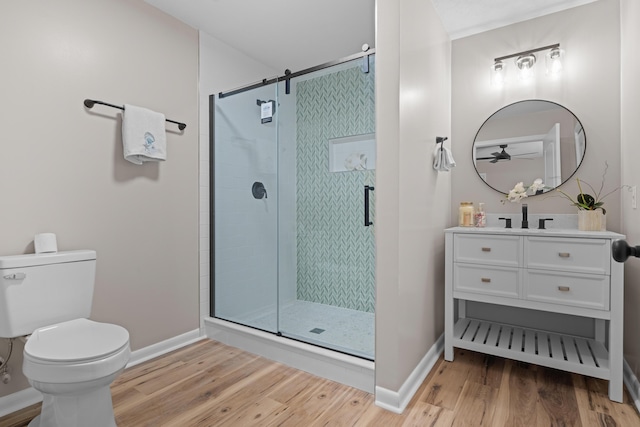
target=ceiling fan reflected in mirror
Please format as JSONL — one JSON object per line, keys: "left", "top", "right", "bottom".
{"left": 477, "top": 144, "right": 539, "bottom": 163}
{"left": 478, "top": 144, "right": 511, "bottom": 163}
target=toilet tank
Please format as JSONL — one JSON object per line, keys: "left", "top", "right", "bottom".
{"left": 0, "top": 250, "right": 97, "bottom": 338}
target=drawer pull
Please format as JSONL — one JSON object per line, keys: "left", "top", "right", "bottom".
{"left": 558, "top": 286, "right": 571, "bottom": 292}
{"left": 558, "top": 252, "right": 571, "bottom": 258}
{"left": 481, "top": 278, "right": 491, "bottom": 283}
{"left": 481, "top": 247, "right": 491, "bottom": 252}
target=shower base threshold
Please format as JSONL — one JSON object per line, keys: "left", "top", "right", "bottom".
{"left": 203, "top": 317, "right": 375, "bottom": 393}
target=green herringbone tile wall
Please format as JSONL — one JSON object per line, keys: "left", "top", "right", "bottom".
{"left": 295, "top": 61, "right": 376, "bottom": 313}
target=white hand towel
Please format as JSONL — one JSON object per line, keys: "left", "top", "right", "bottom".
{"left": 433, "top": 146, "right": 443, "bottom": 170}
{"left": 433, "top": 145, "right": 456, "bottom": 171}
{"left": 122, "top": 104, "right": 167, "bottom": 165}
{"left": 443, "top": 145, "right": 456, "bottom": 169}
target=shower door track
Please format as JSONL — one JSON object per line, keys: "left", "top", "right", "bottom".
{"left": 217, "top": 48, "right": 376, "bottom": 99}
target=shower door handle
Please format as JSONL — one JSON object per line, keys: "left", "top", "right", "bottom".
{"left": 364, "top": 185, "right": 374, "bottom": 226}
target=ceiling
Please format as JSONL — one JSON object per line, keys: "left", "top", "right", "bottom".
{"left": 145, "top": 0, "right": 598, "bottom": 72}
{"left": 431, "top": 0, "right": 597, "bottom": 39}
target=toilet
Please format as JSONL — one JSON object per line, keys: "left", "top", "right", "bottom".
{"left": 0, "top": 250, "right": 130, "bottom": 427}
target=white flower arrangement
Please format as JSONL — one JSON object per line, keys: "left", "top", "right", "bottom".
{"left": 503, "top": 179, "right": 546, "bottom": 203}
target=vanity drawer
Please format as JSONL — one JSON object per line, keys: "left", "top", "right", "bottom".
{"left": 524, "top": 269, "right": 610, "bottom": 310}
{"left": 526, "top": 236, "right": 610, "bottom": 275}
{"left": 454, "top": 263, "right": 519, "bottom": 299}
{"left": 454, "top": 234, "right": 521, "bottom": 267}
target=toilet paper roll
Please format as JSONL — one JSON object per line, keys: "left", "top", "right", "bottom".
{"left": 34, "top": 233, "right": 58, "bottom": 253}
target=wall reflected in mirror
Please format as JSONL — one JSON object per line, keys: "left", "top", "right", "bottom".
{"left": 473, "top": 100, "right": 586, "bottom": 194}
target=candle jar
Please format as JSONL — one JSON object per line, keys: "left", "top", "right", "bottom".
{"left": 458, "top": 202, "right": 475, "bottom": 227}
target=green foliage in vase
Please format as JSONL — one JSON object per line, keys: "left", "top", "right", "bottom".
{"left": 556, "top": 162, "right": 629, "bottom": 215}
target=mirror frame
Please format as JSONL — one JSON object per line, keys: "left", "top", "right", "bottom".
{"left": 472, "top": 99, "right": 586, "bottom": 195}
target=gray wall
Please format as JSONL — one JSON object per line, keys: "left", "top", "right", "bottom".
{"left": 0, "top": 0, "right": 199, "bottom": 397}
{"left": 451, "top": 0, "right": 622, "bottom": 232}
{"left": 375, "top": 0, "right": 451, "bottom": 392}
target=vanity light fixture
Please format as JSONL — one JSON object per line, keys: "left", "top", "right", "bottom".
{"left": 516, "top": 54, "right": 536, "bottom": 80}
{"left": 546, "top": 46, "right": 564, "bottom": 76}
{"left": 492, "top": 43, "right": 561, "bottom": 85}
{"left": 491, "top": 60, "right": 506, "bottom": 87}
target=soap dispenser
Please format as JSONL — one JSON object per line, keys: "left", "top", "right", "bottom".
{"left": 474, "top": 203, "right": 486, "bottom": 227}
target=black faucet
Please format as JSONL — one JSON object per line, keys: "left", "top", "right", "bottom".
{"left": 498, "top": 217, "right": 512, "bottom": 228}
{"left": 521, "top": 204, "right": 528, "bottom": 229}
{"left": 538, "top": 218, "right": 554, "bottom": 229}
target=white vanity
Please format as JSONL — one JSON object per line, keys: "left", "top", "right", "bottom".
{"left": 444, "top": 226, "right": 625, "bottom": 402}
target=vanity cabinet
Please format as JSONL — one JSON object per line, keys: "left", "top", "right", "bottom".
{"left": 444, "top": 227, "right": 625, "bottom": 402}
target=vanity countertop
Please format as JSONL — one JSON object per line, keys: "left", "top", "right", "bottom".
{"left": 445, "top": 226, "right": 625, "bottom": 239}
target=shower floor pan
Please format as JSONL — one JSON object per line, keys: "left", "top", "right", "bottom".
{"left": 247, "top": 300, "right": 374, "bottom": 360}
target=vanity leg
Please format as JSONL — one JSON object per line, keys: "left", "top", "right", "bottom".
{"left": 445, "top": 233, "right": 454, "bottom": 361}
{"left": 608, "top": 261, "right": 624, "bottom": 402}
{"left": 445, "top": 318, "right": 454, "bottom": 361}
{"left": 609, "top": 325, "right": 624, "bottom": 402}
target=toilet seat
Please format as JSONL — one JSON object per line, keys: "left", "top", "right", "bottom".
{"left": 23, "top": 318, "right": 130, "bottom": 385}
{"left": 25, "top": 318, "right": 129, "bottom": 363}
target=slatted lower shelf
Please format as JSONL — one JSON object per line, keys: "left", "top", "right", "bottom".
{"left": 453, "top": 318, "right": 610, "bottom": 380}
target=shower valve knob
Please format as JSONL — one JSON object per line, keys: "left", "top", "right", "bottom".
{"left": 252, "top": 182, "right": 267, "bottom": 199}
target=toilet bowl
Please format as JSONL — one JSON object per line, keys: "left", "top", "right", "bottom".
{"left": 23, "top": 318, "right": 130, "bottom": 427}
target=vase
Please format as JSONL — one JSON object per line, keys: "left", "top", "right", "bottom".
{"left": 578, "top": 210, "right": 606, "bottom": 231}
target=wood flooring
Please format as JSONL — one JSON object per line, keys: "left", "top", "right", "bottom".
{"left": 2, "top": 338, "right": 639, "bottom": 426}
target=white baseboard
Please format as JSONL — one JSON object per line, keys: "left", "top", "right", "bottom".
{"left": 623, "top": 358, "right": 640, "bottom": 414}
{"left": 0, "top": 328, "right": 204, "bottom": 418}
{"left": 375, "top": 334, "right": 444, "bottom": 414}
{"left": 126, "top": 328, "right": 203, "bottom": 368}
{"left": 0, "top": 387, "right": 42, "bottom": 418}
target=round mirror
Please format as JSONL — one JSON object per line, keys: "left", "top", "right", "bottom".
{"left": 472, "top": 100, "right": 586, "bottom": 195}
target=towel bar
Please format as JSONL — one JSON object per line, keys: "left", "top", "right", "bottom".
{"left": 83, "top": 99, "right": 186, "bottom": 131}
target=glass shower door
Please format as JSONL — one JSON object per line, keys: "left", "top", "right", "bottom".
{"left": 277, "top": 56, "right": 376, "bottom": 359}
{"left": 213, "top": 82, "right": 279, "bottom": 333}
{"left": 212, "top": 53, "right": 376, "bottom": 359}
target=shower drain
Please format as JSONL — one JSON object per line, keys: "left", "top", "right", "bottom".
{"left": 309, "top": 328, "right": 325, "bottom": 334}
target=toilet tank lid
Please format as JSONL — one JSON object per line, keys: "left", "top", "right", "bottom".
{"left": 0, "top": 250, "right": 96, "bottom": 269}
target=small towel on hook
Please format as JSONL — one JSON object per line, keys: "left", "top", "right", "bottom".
{"left": 433, "top": 144, "right": 456, "bottom": 171}
{"left": 122, "top": 104, "right": 167, "bottom": 165}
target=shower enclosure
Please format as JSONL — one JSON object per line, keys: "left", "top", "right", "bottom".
{"left": 210, "top": 52, "right": 375, "bottom": 360}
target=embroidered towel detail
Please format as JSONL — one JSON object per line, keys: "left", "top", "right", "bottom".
{"left": 122, "top": 104, "right": 167, "bottom": 165}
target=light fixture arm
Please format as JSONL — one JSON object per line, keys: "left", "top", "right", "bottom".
{"left": 494, "top": 43, "right": 560, "bottom": 63}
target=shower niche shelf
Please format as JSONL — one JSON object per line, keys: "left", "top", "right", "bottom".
{"left": 328, "top": 133, "right": 376, "bottom": 173}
